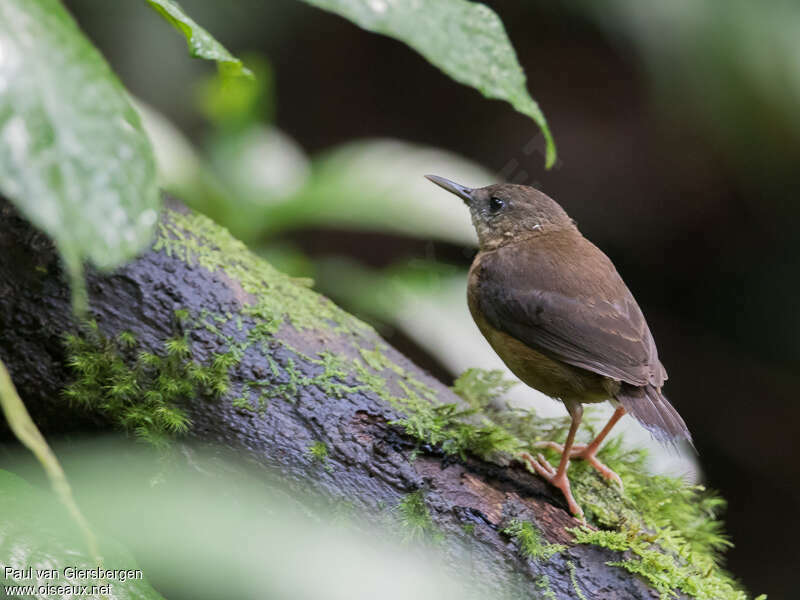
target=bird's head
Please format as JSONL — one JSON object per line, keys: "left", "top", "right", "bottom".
{"left": 425, "top": 176, "right": 576, "bottom": 251}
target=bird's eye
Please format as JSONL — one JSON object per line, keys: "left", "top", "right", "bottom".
{"left": 489, "top": 196, "right": 505, "bottom": 212}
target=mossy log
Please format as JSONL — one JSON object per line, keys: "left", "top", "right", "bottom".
{"left": 0, "top": 198, "right": 747, "bottom": 600}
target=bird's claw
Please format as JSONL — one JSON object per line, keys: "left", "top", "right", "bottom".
{"left": 520, "top": 451, "right": 555, "bottom": 478}
{"left": 585, "top": 455, "right": 624, "bottom": 490}
{"left": 533, "top": 441, "right": 624, "bottom": 491}
{"left": 520, "top": 452, "right": 585, "bottom": 521}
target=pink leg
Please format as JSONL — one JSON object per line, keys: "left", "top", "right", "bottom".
{"left": 521, "top": 402, "right": 585, "bottom": 520}
{"left": 535, "top": 406, "right": 626, "bottom": 489}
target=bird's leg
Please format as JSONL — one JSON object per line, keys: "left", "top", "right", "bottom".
{"left": 521, "top": 402, "right": 585, "bottom": 520}
{"left": 535, "top": 406, "right": 626, "bottom": 489}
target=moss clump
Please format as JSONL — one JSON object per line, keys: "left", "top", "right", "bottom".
{"left": 535, "top": 575, "right": 557, "bottom": 600}
{"left": 396, "top": 490, "right": 442, "bottom": 544}
{"left": 563, "top": 438, "right": 755, "bottom": 600}
{"left": 567, "top": 560, "right": 589, "bottom": 600}
{"left": 570, "top": 526, "right": 751, "bottom": 600}
{"left": 63, "top": 320, "right": 232, "bottom": 448}
{"left": 452, "top": 367, "right": 517, "bottom": 409}
{"left": 390, "top": 368, "right": 525, "bottom": 460}
{"left": 306, "top": 441, "right": 333, "bottom": 473}
{"left": 502, "top": 519, "right": 565, "bottom": 561}
{"left": 154, "top": 210, "right": 368, "bottom": 336}
{"left": 392, "top": 402, "right": 525, "bottom": 460}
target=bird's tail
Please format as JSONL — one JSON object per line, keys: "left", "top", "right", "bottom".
{"left": 616, "top": 384, "right": 693, "bottom": 447}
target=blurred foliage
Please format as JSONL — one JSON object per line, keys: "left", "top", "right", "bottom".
{"left": 194, "top": 54, "right": 273, "bottom": 126}
{"left": 2, "top": 441, "right": 502, "bottom": 600}
{"left": 574, "top": 0, "right": 800, "bottom": 176}
{"left": 0, "top": 360, "right": 100, "bottom": 565}
{"left": 0, "top": 469, "right": 163, "bottom": 600}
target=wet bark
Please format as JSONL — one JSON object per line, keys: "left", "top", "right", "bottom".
{"left": 0, "top": 198, "right": 668, "bottom": 600}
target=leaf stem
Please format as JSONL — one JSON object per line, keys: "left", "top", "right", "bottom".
{"left": 0, "top": 359, "right": 100, "bottom": 562}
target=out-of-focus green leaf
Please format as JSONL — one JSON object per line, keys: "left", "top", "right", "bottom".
{"left": 195, "top": 54, "right": 274, "bottom": 127}
{"left": 206, "top": 125, "right": 311, "bottom": 241}
{"left": 134, "top": 98, "right": 202, "bottom": 194}
{"left": 0, "top": 470, "right": 164, "bottom": 600}
{"left": 135, "top": 99, "right": 304, "bottom": 242}
{"left": 300, "top": 0, "right": 555, "bottom": 167}
{"left": 4, "top": 441, "right": 508, "bottom": 600}
{"left": 133, "top": 98, "right": 234, "bottom": 224}
{"left": 265, "top": 139, "right": 486, "bottom": 245}
{"left": 146, "top": 0, "right": 253, "bottom": 78}
{"left": 0, "top": 0, "right": 160, "bottom": 306}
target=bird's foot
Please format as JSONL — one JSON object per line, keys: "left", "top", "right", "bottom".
{"left": 533, "top": 441, "right": 623, "bottom": 490}
{"left": 520, "top": 451, "right": 585, "bottom": 522}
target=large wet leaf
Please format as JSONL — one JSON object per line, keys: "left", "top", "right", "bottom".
{"left": 0, "top": 470, "right": 164, "bottom": 600}
{"left": 0, "top": 0, "right": 160, "bottom": 301}
{"left": 300, "top": 0, "right": 556, "bottom": 166}
{"left": 146, "top": 0, "right": 252, "bottom": 77}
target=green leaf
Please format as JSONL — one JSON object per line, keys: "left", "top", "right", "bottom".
{"left": 0, "top": 469, "right": 165, "bottom": 600}
{"left": 300, "top": 0, "right": 556, "bottom": 167}
{"left": 0, "top": 0, "right": 160, "bottom": 307}
{"left": 146, "top": 0, "right": 253, "bottom": 78}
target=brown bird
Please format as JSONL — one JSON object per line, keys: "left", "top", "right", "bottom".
{"left": 426, "top": 175, "right": 691, "bottom": 519}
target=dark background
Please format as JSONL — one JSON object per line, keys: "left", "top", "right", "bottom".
{"left": 65, "top": 1, "right": 800, "bottom": 596}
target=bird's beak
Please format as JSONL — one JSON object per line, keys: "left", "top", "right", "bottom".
{"left": 425, "top": 174, "right": 474, "bottom": 205}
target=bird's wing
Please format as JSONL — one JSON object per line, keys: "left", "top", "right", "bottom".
{"left": 474, "top": 236, "right": 666, "bottom": 387}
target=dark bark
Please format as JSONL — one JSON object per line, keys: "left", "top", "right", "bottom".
{"left": 0, "top": 198, "right": 667, "bottom": 600}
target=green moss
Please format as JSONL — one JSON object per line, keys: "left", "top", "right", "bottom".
{"left": 452, "top": 367, "right": 517, "bottom": 409}
{"left": 387, "top": 368, "right": 526, "bottom": 460}
{"left": 389, "top": 368, "right": 755, "bottom": 600}
{"left": 391, "top": 401, "right": 525, "bottom": 460}
{"left": 154, "top": 211, "right": 368, "bottom": 336}
{"left": 535, "top": 575, "right": 557, "bottom": 600}
{"left": 306, "top": 441, "right": 333, "bottom": 472}
{"left": 502, "top": 519, "right": 565, "bottom": 561}
{"left": 63, "top": 320, "right": 231, "bottom": 448}
{"left": 567, "top": 560, "right": 589, "bottom": 600}
{"left": 560, "top": 436, "right": 756, "bottom": 600}
{"left": 536, "top": 576, "right": 557, "bottom": 600}
{"left": 382, "top": 365, "right": 753, "bottom": 599}
{"left": 570, "top": 526, "right": 751, "bottom": 600}
{"left": 117, "top": 330, "right": 137, "bottom": 349}
{"left": 396, "top": 490, "right": 442, "bottom": 544}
